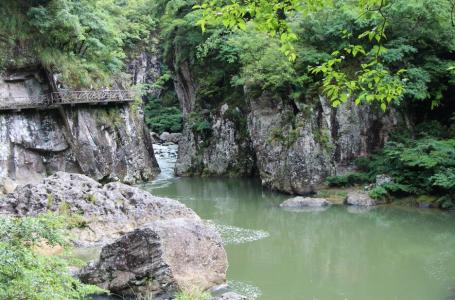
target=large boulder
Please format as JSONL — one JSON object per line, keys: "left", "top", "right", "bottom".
{"left": 79, "top": 218, "right": 228, "bottom": 300}
{"left": 0, "top": 172, "right": 198, "bottom": 246}
{"left": 345, "top": 191, "right": 377, "bottom": 207}
{"left": 280, "top": 197, "right": 331, "bottom": 208}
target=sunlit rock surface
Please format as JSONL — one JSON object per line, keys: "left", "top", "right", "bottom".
{"left": 0, "top": 172, "right": 197, "bottom": 246}
{"left": 79, "top": 218, "right": 228, "bottom": 300}
{"left": 0, "top": 70, "right": 159, "bottom": 185}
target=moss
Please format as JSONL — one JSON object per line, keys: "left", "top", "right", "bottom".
{"left": 95, "top": 107, "right": 123, "bottom": 128}
{"left": 65, "top": 214, "right": 88, "bottom": 229}
{"left": 58, "top": 201, "right": 70, "bottom": 215}
{"left": 47, "top": 193, "right": 54, "bottom": 209}
{"left": 314, "top": 128, "right": 335, "bottom": 152}
{"left": 84, "top": 193, "right": 97, "bottom": 203}
{"left": 267, "top": 126, "right": 300, "bottom": 148}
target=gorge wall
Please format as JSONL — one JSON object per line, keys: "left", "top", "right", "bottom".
{"left": 0, "top": 68, "right": 159, "bottom": 186}
{"left": 173, "top": 64, "right": 400, "bottom": 194}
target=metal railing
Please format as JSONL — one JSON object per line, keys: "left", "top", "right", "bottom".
{"left": 0, "top": 90, "right": 134, "bottom": 111}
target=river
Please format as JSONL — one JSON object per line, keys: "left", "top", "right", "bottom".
{"left": 141, "top": 144, "right": 455, "bottom": 300}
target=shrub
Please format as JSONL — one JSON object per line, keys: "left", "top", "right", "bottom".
{"left": 0, "top": 214, "right": 105, "bottom": 299}
{"left": 326, "top": 172, "right": 371, "bottom": 187}
{"left": 174, "top": 288, "right": 211, "bottom": 300}
{"left": 326, "top": 121, "right": 455, "bottom": 208}
{"left": 368, "top": 186, "right": 389, "bottom": 200}
{"left": 188, "top": 112, "right": 212, "bottom": 137}
{"left": 144, "top": 97, "right": 183, "bottom": 134}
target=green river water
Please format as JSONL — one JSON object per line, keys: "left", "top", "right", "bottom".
{"left": 133, "top": 145, "right": 455, "bottom": 300}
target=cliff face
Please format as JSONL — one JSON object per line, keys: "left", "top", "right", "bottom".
{"left": 175, "top": 103, "right": 256, "bottom": 177}
{"left": 172, "top": 63, "right": 400, "bottom": 194}
{"left": 246, "top": 90, "right": 399, "bottom": 194}
{"left": 0, "top": 68, "right": 159, "bottom": 186}
{"left": 173, "top": 63, "right": 256, "bottom": 177}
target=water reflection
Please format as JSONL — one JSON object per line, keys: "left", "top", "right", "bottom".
{"left": 142, "top": 176, "right": 455, "bottom": 300}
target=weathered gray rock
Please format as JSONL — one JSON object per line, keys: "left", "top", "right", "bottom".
{"left": 167, "top": 132, "right": 182, "bottom": 143}
{"left": 210, "top": 292, "right": 247, "bottom": 300}
{"left": 0, "top": 177, "right": 18, "bottom": 194}
{"left": 375, "top": 174, "right": 393, "bottom": 186}
{"left": 280, "top": 197, "right": 331, "bottom": 208}
{"left": 159, "top": 131, "right": 182, "bottom": 144}
{"left": 171, "top": 57, "right": 400, "bottom": 194}
{"left": 127, "top": 46, "right": 162, "bottom": 99}
{"left": 150, "top": 131, "right": 160, "bottom": 143}
{"left": 345, "top": 191, "right": 377, "bottom": 207}
{"left": 246, "top": 92, "right": 400, "bottom": 194}
{"left": 0, "top": 172, "right": 197, "bottom": 246}
{"left": 175, "top": 103, "right": 255, "bottom": 177}
{"left": 79, "top": 218, "right": 228, "bottom": 300}
{"left": 160, "top": 131, "right": 171, "bottom": 142}
{"left": 0, "top": 68, "right": 160, "bottom": 185}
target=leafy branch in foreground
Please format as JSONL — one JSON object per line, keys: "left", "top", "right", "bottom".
{"left": 0, "top": 214, "right": 105, "bottom": 299}
{"left": 310, "top": 30, "right": 405, "bottom": 110}
{"left": 193, "top": 0, "right": 407, "bottom": 108}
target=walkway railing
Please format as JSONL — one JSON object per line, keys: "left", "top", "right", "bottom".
{"left": 0, "top": 90, "right": 134, "bottom": 111}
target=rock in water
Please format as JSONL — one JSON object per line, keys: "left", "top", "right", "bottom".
{"left": 79, "top": 218, "right": 228, "bottom": 300}
{"left": 345, "top": 191, "right": 377, "bottom": 207}
{"left": 0, "top": 172, "right": 198, "bottom": 246}
{"left": 280, "top": 197, "right": 331, "bottom": 208}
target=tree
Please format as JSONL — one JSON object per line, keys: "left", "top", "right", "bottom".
{"left": 193, "top": 0, "right": 454, "bottom": 109}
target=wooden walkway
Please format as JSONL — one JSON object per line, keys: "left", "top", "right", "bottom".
{"left": 0, "top": 90, "right": 134, "bottom": 111}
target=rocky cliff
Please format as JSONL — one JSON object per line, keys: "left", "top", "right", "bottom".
{"left": 0, "top": 68, "right": 159, "bottom": 186}
{"left": 173, "top": 63, "right": 256, "bottom": 177}
{"left": 247, "top": 90, "right": 399, "bottom": 194}
{"left": 172, "top": 65, "right": 399, "bottom": 194}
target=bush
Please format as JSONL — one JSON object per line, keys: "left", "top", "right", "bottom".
{"left": 325, "top": 121, "right": 455, "bottom": 208}
{"left": 0, "top": 214, "right": 105, "bottom": 299}
{"left": 368, "top": 186, "right": 389, "bottom": 200}
{"left": 188, "top": 112, "right": 212, "bottom": 137}
{"left": 144, "top": 97, "right": 183, "bottom": 134}
{"left": 326, "top": 172, "right": 371, "bottom": 187}
{"left": 174, "top": 288, "right": 210, "bottom": 300}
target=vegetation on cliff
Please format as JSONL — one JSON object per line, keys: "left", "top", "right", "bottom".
{"left": 0, "top": 0, "right": 156, "bottom": 87}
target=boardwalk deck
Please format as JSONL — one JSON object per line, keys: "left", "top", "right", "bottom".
{"left": 0, "top": 90, "right": 134, "bottom": 111}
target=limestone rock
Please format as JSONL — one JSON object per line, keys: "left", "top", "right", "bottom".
{"left": 0, "top": 70, "right": 160, "bottom": 185}
{"left": 345, "top": 191, "right": 377, "bottom": 207}
{"left": 246, "top": 92, "right": 400, "bottom": 195}
{"left": 210, "top": 292, "right": 247, "bottom": 300}
{"left": 151, "top": 132, "right": 161, "bottom": 143}
{"left": 375, "top": 174, "right": 393, "bottom": 186}
{"left": 79, "top": 218, "right": 228, "bottom": 300}
{"left": 160, "top": 131, "right": 171, "bottom": 142}
{"left": 280, "top": 197, "right": 331, "bottom": 208}
{"left": 171, "top": 57, "right": 400, "bottom": 194}
{"left": 1, "top": 178, "right": 18, "bottom": 194}
{"left": 159, "top": 131, "right": 182, "bottom": 144}
{"left": 0, "top": 172, "right": 197, "bottom": 246}
{"left": 175, "top": 104, "right": 255, "bottom": 177}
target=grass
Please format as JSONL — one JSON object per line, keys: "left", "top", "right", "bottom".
{"left": 174, "top": 287, "right": 211, "bottom": 300}
{"left": 316, "top": 187, "right": 350, "bottom": 204}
